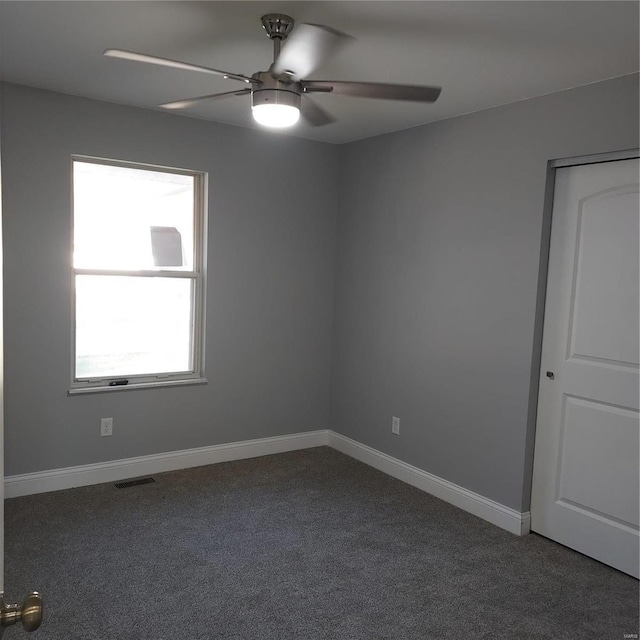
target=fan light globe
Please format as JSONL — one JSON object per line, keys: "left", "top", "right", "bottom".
{"left": 252, "top": 103, "right": 300, "bottom": 128}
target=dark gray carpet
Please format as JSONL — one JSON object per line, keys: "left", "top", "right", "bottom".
{"left": 5, "top": 447, "right": 638, "bottom": 639}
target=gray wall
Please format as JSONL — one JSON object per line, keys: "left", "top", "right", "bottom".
{"left": 2, "top": 74, "right": 638, "bottom": 511}
{"left": 1, "top": 83, "right": 339, "bottom": 476}
{"left": 331, "top": 73, "right": 639, "bottom": 512}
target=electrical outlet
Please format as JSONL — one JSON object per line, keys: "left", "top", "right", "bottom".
{"left": 392, "top": 416, "right": 400, "bottom": 435}
{"left": 100, "top": 417, "right": 113, "bottom": 437}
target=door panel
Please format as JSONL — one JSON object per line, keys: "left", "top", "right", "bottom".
{"left": 531, "top": 157, "right": 640, "bottom": 577}
{"left": 569, "top": 189, "right": 639, "bottom": 364}
{"left": 558, "top": 396, "right": 639, "bottom": 527}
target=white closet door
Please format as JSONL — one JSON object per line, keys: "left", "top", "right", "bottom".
{"left": 531, "top": 157, "right": 639, "bottom": 577}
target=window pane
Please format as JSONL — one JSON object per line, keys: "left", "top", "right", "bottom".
{"left": 75, "top": 276, "right": 194, "bottom": 379}
{"left": 73, "top": 161, "right": 195, "bottom": 270}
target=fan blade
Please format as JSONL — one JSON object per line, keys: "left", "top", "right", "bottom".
{"left": 272, "top": 23, "right": 352, "bottom": 80}
{"left": 303, "top": 81, "right": 442, "bottom": 103}
{"left": 159, "top": 89, "right": 251, "bottom": 110}
{"left": 302, "top": 96, "right": 336, "bottom": 127}
{"left": 103, "top": 49, "right": 255, "bottom": 84}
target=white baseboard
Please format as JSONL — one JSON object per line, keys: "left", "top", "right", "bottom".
{"left": 4, "top": 428, "right": 530, "bottom": 537}
{"left": 4, "top": 430, "right": 331, "bottom": 499}
{"left": 328, "top": 431, "right": 531, "bottom": 536}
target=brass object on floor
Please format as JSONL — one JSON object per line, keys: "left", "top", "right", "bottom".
{"left": 0, "top": 592, "right": 43, "bottom": 636}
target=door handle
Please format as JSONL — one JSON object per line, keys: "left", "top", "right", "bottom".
{"left": 546, "top": 371, "right": 555, "bottom": 380}
{"left": 0, "top": 593, "right": 43, "bottom": 636}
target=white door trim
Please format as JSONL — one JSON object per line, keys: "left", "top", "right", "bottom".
{"left": 550, "top": 148, "right": 639, "bottom": 169}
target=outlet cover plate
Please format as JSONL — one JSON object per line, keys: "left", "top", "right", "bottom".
{"left": 100, "top": 417, "right": 113, "bottom": 437}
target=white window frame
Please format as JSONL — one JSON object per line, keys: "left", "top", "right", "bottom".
{"left": 69, "top": 155, "right": 207, "bottom": 394}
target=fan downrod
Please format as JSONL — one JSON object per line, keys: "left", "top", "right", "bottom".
{"left": 261, "top": 14, "right": 294, "bottom": 61}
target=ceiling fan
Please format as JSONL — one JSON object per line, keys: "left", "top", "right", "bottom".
{"left": 104, "top": 13, "right": 442, "bottom": 129}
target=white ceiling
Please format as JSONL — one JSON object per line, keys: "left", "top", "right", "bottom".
{"left": 0, "top": 1, "right": 638, "bottom": 144}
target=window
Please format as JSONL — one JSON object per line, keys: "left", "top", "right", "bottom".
{"left": 70, "top": 157, "right": 206, "bottom": 393}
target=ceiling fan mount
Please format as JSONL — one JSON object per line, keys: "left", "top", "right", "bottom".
{"left": 261, "top": 13, "right": 295, "bottom": 43}
{"left": 103, "top": 13, "right": 442, "bottom": 128}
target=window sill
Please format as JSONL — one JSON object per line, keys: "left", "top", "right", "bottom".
{"left": 68, "top": 377, "right": 207, "bottom": 396}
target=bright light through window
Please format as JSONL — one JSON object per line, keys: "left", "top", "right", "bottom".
{"left": 75, "top": 276, "right": 193, "bottom": 378}
{"left": 72, "top": 158, "right": 206, "bottom": 389}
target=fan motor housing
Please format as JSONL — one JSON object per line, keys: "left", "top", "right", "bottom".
{"left": 251, "top": 71, "right": 301, "bottom": 110}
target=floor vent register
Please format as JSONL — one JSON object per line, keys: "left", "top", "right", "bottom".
{"left": 114, "top": 477, "right": 156, "bottom": 489}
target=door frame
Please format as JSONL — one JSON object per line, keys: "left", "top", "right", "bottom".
{"left": 523, "top": 147, "right": 640, "bottom": 514}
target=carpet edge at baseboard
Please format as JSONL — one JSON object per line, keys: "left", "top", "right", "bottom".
{"left": 4, "top": 428, "right": 530, "bottom": 536}
{"left": 327, "top": 432, "right": 530, "bottom": 536}
{"left": 4, "top": 430, "right": 331, "bottom": 498}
